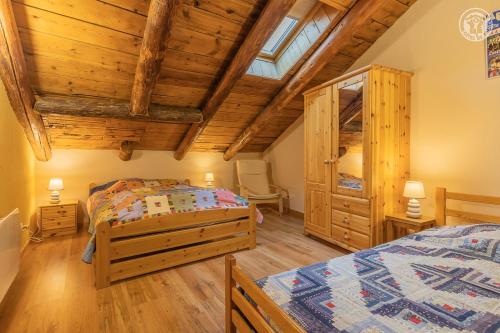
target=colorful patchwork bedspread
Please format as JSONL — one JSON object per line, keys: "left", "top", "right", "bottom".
{"left": 255, "top": 224, "right": 500, "bottom": 332}
{"left": 82, "top": 178, "right": 260, "bottom": 263}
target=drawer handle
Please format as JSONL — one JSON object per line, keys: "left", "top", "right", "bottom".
{"left": 343, "top": 217, "right": 349, "bottom": 224}
{"left": 344, "top": 233, "right": 350, "bottom": 240}
{"left": 343, "top": 203, "right": 350, "bottom": 208}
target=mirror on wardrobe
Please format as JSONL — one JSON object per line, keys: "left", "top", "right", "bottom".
{"left": 336, "top": 80, "right": 364, "bottom": 193}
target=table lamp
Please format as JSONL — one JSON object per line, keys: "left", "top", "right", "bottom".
{"left": 204, "top": 172, "right": 215, "bottom": 188}
{"left": 403, "top": 181, "right": 425, "bottom": 218}
{"left": 48, "top": 178, "right": 64, "bottom": 204}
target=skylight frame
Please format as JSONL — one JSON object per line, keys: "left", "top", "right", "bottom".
{"left": 259, "top": 16, "right": 299, "bottom": 59}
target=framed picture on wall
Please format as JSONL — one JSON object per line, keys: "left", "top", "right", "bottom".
{"left": 486, "top": 10, "right": 500, "bottom": 79}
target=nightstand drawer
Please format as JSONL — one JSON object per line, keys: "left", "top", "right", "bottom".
{"left": 332, "top": 210, "right": 370, "bottom": 235}
{"left": 332, "top": 225, "right": 370, "bottom": 250}
{"left": 41, "top": 205, "right": 76, "bottom": 218}
{"left": 42, "top": 216, "right": 75, "bottom": 230}
{"left": 331, "top": 194, "right": 370, "bottom": 217}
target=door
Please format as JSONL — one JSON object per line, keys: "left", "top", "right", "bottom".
{"left": 304, "top": 87, "right": 332, "bottom": 237}
{"left": 332, "top": 73, "right": 370, "bottom": 199}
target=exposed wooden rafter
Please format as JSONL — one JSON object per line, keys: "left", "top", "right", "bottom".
{"left": 339, "top": 92, "right": 362, "bottom": 129}
{"left": 223, "top": 0, "right": 386, "bottom": 160}
{"left": 119, "top": 141, "right": 134, "bottom": 161}
{"left": 129, "top": 0, "right": 177, "bottom": 116}
{"left": 319, "top": 0, "right": 349, "bottom": 11}
{"left": 173, "top": 0, "right": 297, "bottom": 160}
{"left": 35, "top": 95, "right": 202, "bottom": 124}
{"left": 0, "top": 0, "right": 51, "bottom": 161}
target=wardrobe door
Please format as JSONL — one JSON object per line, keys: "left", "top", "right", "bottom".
{"left": 304, "top": 87, "right": 332, "bottom": 237}
{"left": 332, "top": 73, "right": 370, "bottom": 199}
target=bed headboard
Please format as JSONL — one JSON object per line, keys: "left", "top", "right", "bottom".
{"left": 435, "top": 187, "right": 500, "bottom": 226}
{"left": 88, "top": 179, "right": 191, "bottom": 194}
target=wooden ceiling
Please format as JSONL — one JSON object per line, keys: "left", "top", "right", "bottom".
{"left": 0, "top": 0, "right": 417, "bottom": 161}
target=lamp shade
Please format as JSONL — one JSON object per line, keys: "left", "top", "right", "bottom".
{"left": 403, "top": 181, "right": 425, "bottom": 199}
{"left": 204, "top": 172, "right": 214, "bottom": 182}
{"left": 48, "top": 178, "right": 64, "bottom": 191}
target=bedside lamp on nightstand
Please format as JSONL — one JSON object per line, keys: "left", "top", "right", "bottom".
{"left": 204, "top": 172, "right": 215, "bottom": 188}
{"left": 403, "top": 181, "right": 425, "bottom": 218}
{"left": 48, "top": 178, "right": 64, "bottom": 204}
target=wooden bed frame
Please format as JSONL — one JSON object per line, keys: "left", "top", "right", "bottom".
{"left": 435, "top": 187, "right": 500, "bottom": 225}
{"left": 89, "top": 181, "right": 257, "bottom": 289}
{"left": 225, "top": 187, "right": 500, "bottom": 332}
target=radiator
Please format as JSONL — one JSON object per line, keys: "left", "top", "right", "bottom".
{"left": 0, "top": 209, "right": 21, "bottom": 303}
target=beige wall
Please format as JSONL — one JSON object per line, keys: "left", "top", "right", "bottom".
{"left": 263, "top": 116, "right": 305, "bottom": 212}
{"left": 0, "top": 83, "right": 36, "bottom": 248}
{"left": 35, "top": 149, "right": 260, "bottom": 220}
{"left": 265, "top": 0, "right": 500, "bottom": 215}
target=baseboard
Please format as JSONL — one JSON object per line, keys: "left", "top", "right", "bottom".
{"left": 287, "top": 208, "right": 304, "bottom": 219}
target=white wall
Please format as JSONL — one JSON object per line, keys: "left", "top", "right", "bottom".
{"left": 348, "top": 0, "right": 500, "bottom": 215}
{"left": 35, "top": 149, "right": 260, "bottom": 221}
{"left": 264, "top": 0, "right": 500, "bottom": 216}
{"left": 263, "top": 116, "right": 305, "bottom": 212}
{"left": 0, "top": 82, "right": 36, "bottom": 248}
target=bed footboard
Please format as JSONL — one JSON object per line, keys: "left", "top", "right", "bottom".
{"left": 225, "top": 255, "right": 305, "bottom": 333}
{"left": 95, "top": 205, "right": 256, "bottom": 289}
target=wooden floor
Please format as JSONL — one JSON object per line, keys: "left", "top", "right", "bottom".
{"left": 0, "top": 212, "right": 347, "bottom": 333}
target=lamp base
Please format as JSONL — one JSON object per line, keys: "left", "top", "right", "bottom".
{"left": 406, "top": 198, "right": 422, "bottom": 219}
{"left": 205, "top": 181, "right": 214, "bottom": 188}
{"left": 50, "top": 190, "right": 61, "bottom": 204}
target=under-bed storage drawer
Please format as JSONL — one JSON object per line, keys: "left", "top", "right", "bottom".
{"left": 331, "top": 194, "right": 370, "bottom": 217}
{"left": 331, "top": 225, "right": 370, "bottom": 250}
{"left": 332, "top": 210, "right": 370, "bottom": 235}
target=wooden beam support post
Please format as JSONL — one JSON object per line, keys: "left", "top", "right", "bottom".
{"left": 223, "top": 0, "right": 387, "bottom": 161}
{"left": 119, "top": 141, "right": 134, "bottom": 161}
{"left": 130, "top": 0, "right": 177, "bottom": 116}
{"left": 0, "top": 0, "right": 51, "bottom": 161}
{"left": 174, "top": 0, "right": 297, "bottom": 160}
{"left": 35, "top": 95, "right": 202, "bottom": 124}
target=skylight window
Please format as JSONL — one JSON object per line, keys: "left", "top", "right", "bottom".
{"left": 260, "top": 16, "right": 298, "bottom": 57}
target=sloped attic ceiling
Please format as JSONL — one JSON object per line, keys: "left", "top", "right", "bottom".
{"left": 1, "top": 0, "right": 417, "bottom": 161}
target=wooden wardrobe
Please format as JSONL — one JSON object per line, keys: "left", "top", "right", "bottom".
{"left": 303, "top": 65, "right": 412, "bottom": 251}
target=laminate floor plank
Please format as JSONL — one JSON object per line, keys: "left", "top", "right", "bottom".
{"left": 0, "top": 212, "right": 347, "bottom": 332}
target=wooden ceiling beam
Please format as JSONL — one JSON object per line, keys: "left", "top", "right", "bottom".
{"left": 129, "top": 0, "right": 177, "bottom": 116}
{"left": 223, "top": 0, "right": 387, "bottom": 160}
{"left": 0, "top": 0, "right": 51, "bottom": 161}
{"left": 339, "top": 92, "right": 363, "bottom": 129}
{"left": 173, "top": 0, "right": 297, "bottom": 160}
{"left": 119, "top": 141, "right": 134, "bottom": 161}
{"left": 35, "top": 95, "right": 202, "bottom": 124}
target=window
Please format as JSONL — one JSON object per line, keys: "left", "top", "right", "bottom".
{"left": 260, "top": 16, "right": 298, "bottom": 57}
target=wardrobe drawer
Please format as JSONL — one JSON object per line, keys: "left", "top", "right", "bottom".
{"left": 331, "top": 194, "right": 370, "bottom": 217}
{"left": 332, "top": 225, "right": 370, "bottom": 250}
{"left": 332, "top": 210, "right": 370, "bottom": 235}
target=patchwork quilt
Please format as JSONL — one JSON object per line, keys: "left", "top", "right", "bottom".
{"left": 255, "top": 224, "right": 500, "bottom": 333}
{"left": 82, "top": 178, "right": 261, "bottom": 263}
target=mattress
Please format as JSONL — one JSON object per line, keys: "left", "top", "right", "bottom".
{"left": 82, "top": 178, "right": 260, "bottom": 263}
{"left": 255, "top": 224, "right": 500, "bottom": 332}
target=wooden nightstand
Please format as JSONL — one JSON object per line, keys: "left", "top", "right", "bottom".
{"left": 385, "top": 213, "right": 435, "bottom": 242}
{"left": 40, "top": 200, "right": 78, "bottom": 238}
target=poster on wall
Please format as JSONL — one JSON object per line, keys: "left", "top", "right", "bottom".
{"left": 486, "top": 10, "right": 500, "bottom": 79}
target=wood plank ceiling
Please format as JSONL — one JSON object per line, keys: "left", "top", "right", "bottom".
{"left": 5, "top": 0, "right": 417, "bottom": 160}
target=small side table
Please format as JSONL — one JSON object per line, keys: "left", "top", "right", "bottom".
{"left": 40, "top": 200, "right": 79, "bottom": 238}
{"left": 385, "top": 213, "right": 435, "bottom": 242}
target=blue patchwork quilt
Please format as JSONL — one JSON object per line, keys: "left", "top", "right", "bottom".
{"left": 255, "top": 224, "right": 500, "bottom": 332}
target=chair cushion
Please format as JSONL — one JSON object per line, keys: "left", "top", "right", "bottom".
{"left": 248, "top": 193, "right": 280, "bottom": 200}
{"left": 237, "top": 160, "right": 271, "bottom": 195}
